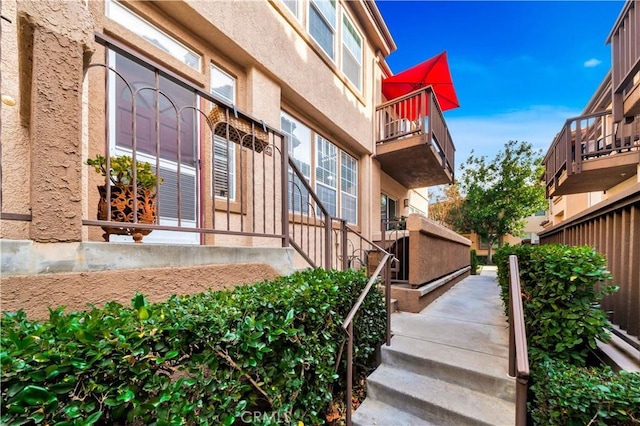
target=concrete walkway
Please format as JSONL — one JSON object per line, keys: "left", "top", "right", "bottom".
{"left": 392, "top": 266, "right": 509, "bottom": 360}
{"left": 353, "top": 266, "right": 515, "bottom": 425}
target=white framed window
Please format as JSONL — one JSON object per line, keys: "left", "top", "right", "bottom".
{"left": 282, "top": 111, "right": 312, "bottom": 214}
{"left": 107, "top": 49, "right": 200, "bottom": 244}
{"left": 210, "top": 66, "right": 237, "bottom": 202}
{"left": 210, "top": 65, "right": 236, "bottom": 104}
{"left": 316, "top": 135, "right": 337, "bottom": 217}
{"left": 213, "top": 138, "right": 235, "bottom": 200}
{"left": 308, "top": 0, "right": 337, "bottom": 60}
{"left": 281, "top": 111, "right": 358, "bottom": 223}
{"left": 340, "top": 151, "right": 357, "bottom": 224}
{"left": 283, "top": 0, "right": 302, "bottom": 21}
{"left": 105, "top": 0, "right": 201, "bottom": 71}
{"left": 341, "top": 12, "right": 362, "bottom": 91}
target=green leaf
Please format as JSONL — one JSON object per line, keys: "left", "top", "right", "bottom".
{"left": 16, "top": 385, "right": 51, "bottom": 406}
{"left": 165, "top": 350, "right": 179, "bottom": 360}
{"left": 117, "top": 390, "right": 135, "bottom": 403}
{"left": 138, "top": 306, "right": 149, "bottom": 320}
{"left": 84, "top": 410, "right": 103, "bottom": 425}
{"left": 28, "top": 411, "right": 45, "bottom": 423}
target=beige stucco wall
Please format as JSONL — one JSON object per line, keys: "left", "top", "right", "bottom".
{"left": 406, "top": 214, "right": 471, "bottom": 286}
{"left": 1, "top": 0, "right": 96, "bottom": 243}
{"left": 2, "top": 263, "right": 282, "bottom": 321}
{"left": 1, "top": 1, "right": 31, "bottom": 239}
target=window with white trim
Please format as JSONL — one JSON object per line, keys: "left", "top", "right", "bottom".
{"left": 107, "top": 49, "right": 199, "bottom": 244}
{"left": 281, "top": 111, "right": 358, "bottom": 224}
{"left": 283, "top": 0, "right": 302, "bottom": 21}
{"left": 308, "top": 0, "right": 336, "bottom": 60}
{"left": 340, "top": 151, "right": 357, "bottom": 224}
{"left": 213, "top": 138, "right": 235, "bottom": 200}
{"left": 210, "top": 66, "right": 237, "bottom": 200}
{"left": 105, "top": 0, "right": 201, "bottom": 71}
{"left": 316, "top": 135, "right": 338, "bottom": 216}
{"left": 341, "top": 12, "right": 362, "bottom": 91}
{"left": 210, "top": 65, "right": 236, "bottom": 104}
{"left": 282, "top": 111, "right": 312, "bottom": 214}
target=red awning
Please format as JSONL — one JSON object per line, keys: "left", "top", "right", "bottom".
{"left": 382, "top": 51, "right": 459, "bottom": 112}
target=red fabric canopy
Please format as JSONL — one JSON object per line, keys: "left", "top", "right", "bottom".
{"left": 382, "top": 51, "right": 459, "bottom": 112}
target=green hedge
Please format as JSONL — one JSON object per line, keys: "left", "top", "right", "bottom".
{"left": 531, "top": 359, "right": 640, "bottom": 425}
{"left": 1, "top": 268, "right": 386, "bottom": 425}
{"left": 494, "top": 244, "right": 616, "bottom": 365}
{"left": 494, "top": 244, "right": 640, "bottom": 426}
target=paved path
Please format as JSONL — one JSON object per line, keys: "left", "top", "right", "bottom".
{"left": 392, "top": 265, "right": 510, "bottom": 361}
{"left": 353, "top": 266, "right": 515, "bottom": 425}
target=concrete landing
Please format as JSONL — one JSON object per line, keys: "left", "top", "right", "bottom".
{"left": 353, "top": 266, "right": 516, "bottom": 426}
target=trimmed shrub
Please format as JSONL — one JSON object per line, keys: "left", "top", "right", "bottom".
{"left": 531, "top": 359, "right": 640, "bottom": 425}
{"left": 1, "top": 268, "right": 386, "bottom": 425}
{"left": 470, "top": 249, "right": 479, "bottom": 275}
{"left": 494, "top": 244, "right": 617, "bottom": 365}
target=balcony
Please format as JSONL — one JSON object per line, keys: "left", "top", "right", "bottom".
{"left": 608, "top": 1, "right": 640, "bottom": 121}
{"left": 375, "top": 87, "right": 455, "bottom": 188}
{"left": 544, "top": 111, "right": 640, "bottom": 197}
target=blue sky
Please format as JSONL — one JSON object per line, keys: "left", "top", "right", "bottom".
{"left": 376, "top": 0, "right": 624, "bottom": 168}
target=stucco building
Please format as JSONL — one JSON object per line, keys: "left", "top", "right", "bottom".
{"left": 1, "top": 0, "right": 468, "bottom": 318}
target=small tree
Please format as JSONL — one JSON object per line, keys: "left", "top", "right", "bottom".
{"left": 429, "top": 183, "right": 466, "bottom": 229}
{"left": 453, "top": 140, "right": 546, "bottom": 263}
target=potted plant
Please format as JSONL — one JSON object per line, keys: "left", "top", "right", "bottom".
{"left": 86, "top": 154, "right": 162, "bottom": 243}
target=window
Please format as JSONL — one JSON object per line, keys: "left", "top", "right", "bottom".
{"left": 316, "top": 135, "right": 338, "bottom": 217}
{"left": 105, "top": 0, "right": 201, "bottom": 71}
{"left": 210, "top": 66, "right": 237, "bottom": 201}
{"left": 340, "top": 151, "right": 357, "bottom": 223}
{"left": 341, "top": 13, "right": 362, "bottom": 91}
{"left": 281, "top": 111, "right": 358, "bottom": 223}
{"left": 283, "top": 0, "right": 302, "bottom": 20}
{"left": 282, "top": 111, "right": 312, "bottom": 214}
{"left": 213, "top": 138, "right": 235, "bottom": 200}
{"left": 210, "top": 65, "right": 235, "bottom": 104}
{"left": 308, "top": 0, "right": 336, "bottom": 60}
{"left": 107, "top": 49, "right": 199, "bottom": 244}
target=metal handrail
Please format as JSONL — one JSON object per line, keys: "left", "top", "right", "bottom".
{"left": 341, "top": 252, "right": 392, "bottom": 426}
{"left": 508, "top": 255, "right": 530, "bottom": 426}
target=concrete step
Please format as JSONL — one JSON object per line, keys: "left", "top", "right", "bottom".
{"left": 382, "top": 335, "right": 516, "bottom": 402}
{"left": 597, "top": 330, "right": 640, "bottom": 372}
{"left": 390, "top": 298, "right": 398, "bottom": 313}
{"left": 353, "top": 399, "right": 436, "bottom": 426}
{"left": 366, "top": 364, "right": 515, "bottom": 426}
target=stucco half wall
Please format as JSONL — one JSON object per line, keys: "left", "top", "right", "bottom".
{"left": 406, "top": 214, "right": 471, "bottom": 286}
{"left": 1, "top": 241, "right": 297, "bottom": 321}
{"left": 1, "top": 263, "right": 282, "bottom": 321}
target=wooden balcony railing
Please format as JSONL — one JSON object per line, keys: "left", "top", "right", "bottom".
{"left": 543, "top": 110, "right": 640, "bottom": 196}
{"left": 375, "top": 86, "right": 455, "bottom": 183}
{"left": 608, "top": 0, "right": 640, "bottom": 122}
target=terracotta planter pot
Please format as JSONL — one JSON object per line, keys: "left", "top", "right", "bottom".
{"left": 97, "top": 185, "right": 158, "bottom": 243}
